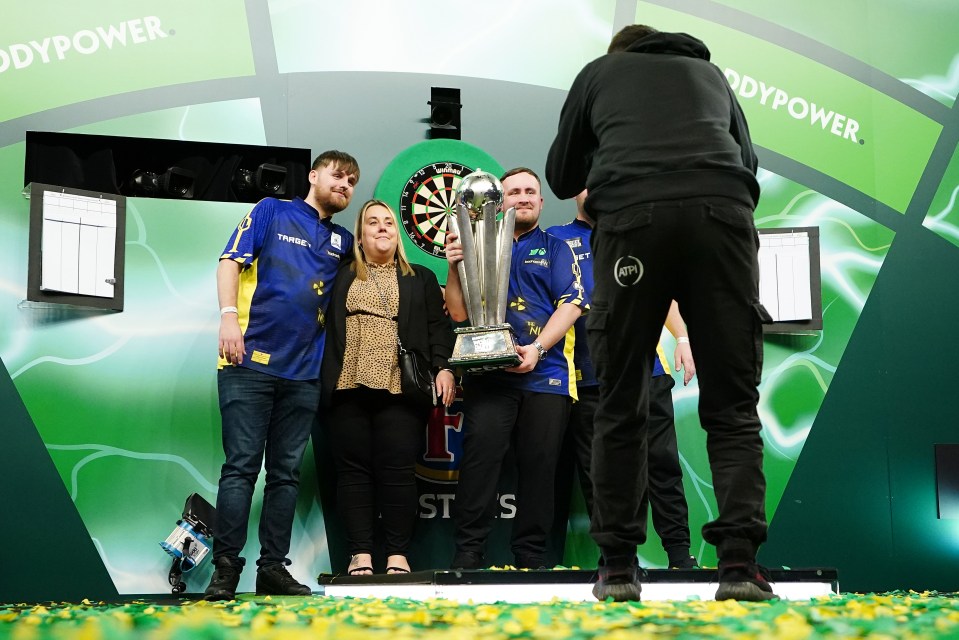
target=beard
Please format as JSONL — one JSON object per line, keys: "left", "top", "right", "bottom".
{"left": 512, "top": 209, "right": 539, "bottom": 235}
{"left": 315, "top": 189, "right": 349, "bottom": 215}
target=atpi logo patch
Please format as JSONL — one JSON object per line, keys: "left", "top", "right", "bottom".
{"left": 614, "top": 255, "right": 644, "bottom": 287}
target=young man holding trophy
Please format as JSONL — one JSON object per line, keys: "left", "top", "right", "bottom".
{"left": 444, "top": 167, "right": 588, "bottom": 570}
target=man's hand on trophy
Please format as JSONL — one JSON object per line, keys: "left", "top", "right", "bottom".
{"left": 505, "top": 344, "right": 539, "bottom": 374}
{"left": 445, "top": 232, "right": 464, "bottom": 265}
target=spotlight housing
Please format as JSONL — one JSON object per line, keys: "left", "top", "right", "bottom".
{"left": 428, "top": 87, "right": 461, "bottom": 140}
{"left": 234, "top": 163, "right": 288, "bottom": 198}
{"left": 128, "top": 166, "right": 196, "bottom": 199}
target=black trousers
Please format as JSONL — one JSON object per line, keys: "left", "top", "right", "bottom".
{"left": 641, "top": 374, "right": 692, "bottom": 558}
{"left": 563, "top": 376, "right": 691, "bottom": 561}
{"left": 588, "top": 197, "right": 768, "bottom": 563}
{"left": 453, "top": 377, "right": 571, "bottom": 562}
{"left": 328, "top": 387, "right": 427, "bottom": 558}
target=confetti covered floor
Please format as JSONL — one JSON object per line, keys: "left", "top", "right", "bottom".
{"left": 2, "top": 592, "right": 958, "bottom": 639}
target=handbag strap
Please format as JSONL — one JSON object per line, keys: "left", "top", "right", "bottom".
{"left": 367, "top": 265, "right": 406, "bottom": 352}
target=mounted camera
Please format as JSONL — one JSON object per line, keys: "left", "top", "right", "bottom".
{"left": 159, "top": 493, "right": 217, "bottom": 594}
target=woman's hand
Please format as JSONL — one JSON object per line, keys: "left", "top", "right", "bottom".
{"left": 435, "top": 369, "right": 457, "bottom": 406}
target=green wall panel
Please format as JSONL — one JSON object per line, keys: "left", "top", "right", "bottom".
{"left": 1, "top": 0, "right": 958, "bottom": 598}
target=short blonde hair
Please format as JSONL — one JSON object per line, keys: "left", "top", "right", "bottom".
{"left": 352, "top": 199, "right": 415, "bottom": 280}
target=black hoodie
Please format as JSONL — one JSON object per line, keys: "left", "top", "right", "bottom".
{"left": 546, "top": 31, "right": 760, "bottom": 217}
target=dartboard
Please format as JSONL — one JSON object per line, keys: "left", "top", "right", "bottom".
{"left": 374, "top": 139, "right": 502, "bottom": 283}
{"left": 398, "top": 161, "right": 471, "bottom": 257}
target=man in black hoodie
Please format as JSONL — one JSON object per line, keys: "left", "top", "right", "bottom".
{"left": 546, "top": 25, "right": 775, "bottom": 602}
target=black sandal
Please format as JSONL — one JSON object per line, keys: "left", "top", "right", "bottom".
{"left": 348, "top": 554, "right": 373, "bottom": 576}
{"left": 386, "top": 566, "right": 410, "bottom": 574}
{"left": 348, "top": 566, "right": 374, "bottom": 575}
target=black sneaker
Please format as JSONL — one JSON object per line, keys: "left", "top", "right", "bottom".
{"left": 450, "top": 550, "right": 485, "bottom": 570}
{"left": 592, "top": 556, "right": 644, "bottom": 602}
{"left": 668, "top": 555, "right": 700, "bottom": 569}
{"left": 715, "top": 562, "right": 778, "bottom": 601}
{"left": 204, "top": 556, "right": 243, "bottom": 601}
{"left": 255, "top": 564, "right": 312, "bottom": 596}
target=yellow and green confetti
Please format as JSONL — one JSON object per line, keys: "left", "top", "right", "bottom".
{"left": 0, "top": 591, "right": 957, "bottom": 639}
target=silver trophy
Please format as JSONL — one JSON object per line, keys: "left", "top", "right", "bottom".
{"left": 448, "top": 169, "right": 522, "bottom": 372}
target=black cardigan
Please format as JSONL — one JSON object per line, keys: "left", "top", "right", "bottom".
{"left": 320, "top": 260, "right": 454, "bottom": 407}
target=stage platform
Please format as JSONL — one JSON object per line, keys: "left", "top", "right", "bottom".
{"left": 317, "top": 568, "right": 838, "bottom": 602}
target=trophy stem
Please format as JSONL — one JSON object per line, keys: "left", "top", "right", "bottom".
{"left": 474, "top": 218, "right": 487, "bottom": 325}
{"left": 453, "top": 203, "right": 485, "bottom": 325}
{"left": 481, "top": 200, "right": 499, "bottom": 327}
{"left": 448, "top": 213, "right": 472, "bottom": 325}
{"left": 494, "top": 206, "right": 516, "bottom": 325}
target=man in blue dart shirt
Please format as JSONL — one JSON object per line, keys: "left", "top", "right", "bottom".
{"left": 205, "top": 150, "right": 360, "bottom": 600}
{"left": 444, "top": 167, "right": 589, "bottom": 570}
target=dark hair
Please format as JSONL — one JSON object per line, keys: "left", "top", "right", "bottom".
{"left": 500, "top": 166, "right": 541, "bottom": 188}
{"left": 607, "top": 24, "right": 659, "bottom": 53}
{"left": 312, "top": 150, "right": 360, "bottom": 182}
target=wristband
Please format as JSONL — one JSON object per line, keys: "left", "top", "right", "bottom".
{"left": 677, "top": 336, "right": 690, "bottom": 344}
{"left": 220, "top": 306, "right": 239, "bottom": 316}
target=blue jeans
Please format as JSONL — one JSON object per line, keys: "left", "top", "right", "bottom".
{"left": 213, "top": 366, "right": 320, "bottom": 567}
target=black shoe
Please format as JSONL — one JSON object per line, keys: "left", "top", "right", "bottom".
{"left": 715, "top": 561, "right": 778, "bottom": 601}
{"left": 592, "top": 556, "right": 644, "bottom": 602}
{"left": 514, "top": 555, "right": 548, "bottom": 570}
{"left": 668, "top": 555, "right": 700, "bottom": 569}
{"left": 204, "top": 556, "right": 243, "bottom": 601}
{"left": 450, "top": 550, "right": 485, "bottom": 570}
{"left": 255, "top": 564, "right": 312, "bottom": 596}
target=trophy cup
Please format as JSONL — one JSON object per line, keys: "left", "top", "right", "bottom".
{"left": 447, "top": 169, "right": 523, "bottom": 373}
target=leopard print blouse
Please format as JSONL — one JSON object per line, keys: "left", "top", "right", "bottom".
{"left": 335, "top": 262, "right": 402, "bottom": 394}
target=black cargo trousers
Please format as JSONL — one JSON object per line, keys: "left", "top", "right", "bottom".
{"left": 587, "top": 196, "right": 771, "bottom": 566}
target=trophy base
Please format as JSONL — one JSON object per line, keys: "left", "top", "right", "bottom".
{"left": 449, "top": 324, "right": 522, "bottom": 374}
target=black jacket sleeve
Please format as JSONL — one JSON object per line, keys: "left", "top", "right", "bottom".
{"left": 396, "top": 266, "right": 454, "bottom": 374}
{"left": 546, "top": 64, "right": 597, "bottom": 200}
{"left": 319, "top": 260, "right": 355, "bottom": 407}
{"left": 420, "top": 269, "right": 454, "bottom": 372}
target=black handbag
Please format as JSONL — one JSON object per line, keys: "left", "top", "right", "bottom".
{"left": 369, "top": 267, "right": 437, "bottom": 406}
{"left": 398, "top": 338, "right": 437, "bottom": 406}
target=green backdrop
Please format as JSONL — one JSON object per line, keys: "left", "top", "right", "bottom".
{"left": 1, "top": 0, "right": 957, "bottom": 600}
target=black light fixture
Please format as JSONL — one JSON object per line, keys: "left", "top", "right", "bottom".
{"left": 428, "top": 87, "right": 461, "bottom": 140}
{"left": 233, "top": 163, "right": 288, "bottom": 198}
{"left": 128, "top": 170, "right": 159, "bottom": 196}
{"left": 25, "top": 132, "right": 312, "bottom": 204}
{"left": 128, "top": 166, "right": 196, "bottom": 199}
